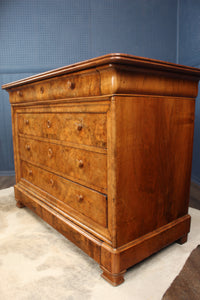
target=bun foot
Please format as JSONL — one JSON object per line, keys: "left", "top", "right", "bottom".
{"left": 100, "top": 266, "right": 126, "bottom": 286}
{"left": 16, "top": 200, "right": 25, "bottom": 208}
{"left": 177, "top": 234, "right": 188, "bottom": 245}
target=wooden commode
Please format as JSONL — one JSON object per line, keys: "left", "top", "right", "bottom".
{"left": 2, "top": 54, "right": 200, "bottom": 286}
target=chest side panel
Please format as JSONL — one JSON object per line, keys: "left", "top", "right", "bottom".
{"left": 9, "top": 69, "right": 101, "bottom": 103}
{"left": 114, "top": 95, "right": 195, "bottom": 247}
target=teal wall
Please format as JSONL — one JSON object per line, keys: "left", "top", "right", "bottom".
{"left": 178, "top": 0, "right": 200, "bottom": 184}
{"left": 0, "top": 0, "right": 195, "bottom": 175}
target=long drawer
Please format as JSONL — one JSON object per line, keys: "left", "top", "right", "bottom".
{"left": 18, "top": 112, "right": 107, "bottom": 148}
{"left": 19, "top": 136, "right": 107, "bottom": 191}
{"left": 9, "top": 69, "right": 101, "bottom": 103}
{"left": 21, "top": 160, "right": 107, "bottom": 227}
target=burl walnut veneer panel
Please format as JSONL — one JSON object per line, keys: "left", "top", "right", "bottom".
{"left": 2, "top": 53, "right": 200, "bottom": 286}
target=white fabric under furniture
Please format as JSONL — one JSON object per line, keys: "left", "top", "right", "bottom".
{"left": 0, "top": 187, "right": 199, "bottom": 300}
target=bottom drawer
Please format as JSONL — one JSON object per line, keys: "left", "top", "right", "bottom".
{"left": 21, "top": 160, "right": 107, "bottom": 228}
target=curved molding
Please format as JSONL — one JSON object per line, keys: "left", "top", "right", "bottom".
{"left": 2, "top": 53, "right": 200, "bottom": 90}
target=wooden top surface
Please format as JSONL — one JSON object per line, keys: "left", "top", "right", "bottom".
{"left": 2, "top": 53, "right": 200, "bottom": 89}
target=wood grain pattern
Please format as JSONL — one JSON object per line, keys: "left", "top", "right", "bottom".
{"left": 19, "top": 136, "right": 107, "bottom": 192}
{"left": 2, "top": 53, "right": 200, "bottom": 286}
{"left": 21, "top": 160, "right": 107, "bottom": 227}
{"left": 18, "top": 111, "right": 107, "bottom": 148}
{"left": 101, "top": 214, "right": 191, "bottom": 274}
{"left": 8, "top": 69, "right": 101, "bottom": 103}
{"left": 114, "top": 95, "right": 195, "bottom": 246}
{"left": 98, "top": 65, "right": 199, "bottom": 98}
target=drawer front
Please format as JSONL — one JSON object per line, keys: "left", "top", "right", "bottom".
{"left": 10, "top": 70, "right": 100, "bottom": 103}
{"left": 18, "top": 112, "right": 107, "bottom": 148}
{"left": 19, "top": 137, "right": 107, "bottom": 191}
{"left": 21, "top": 161, "right": 107, "bottom": 227}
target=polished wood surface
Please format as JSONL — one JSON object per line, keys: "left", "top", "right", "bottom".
{"left": 2, "top": 53, "right": 200, "bottom": 286}
{"left": 114, "top": 95, "right": 195, "bottom": 246}
{"left": 18, "top": 111, "right": 107, "bottom": 148}
{"left": 19, "top": 136, "right": 107, "bottom": 191}
{"left": 2, "top": 53, "right": 200, "bottom": 89}
{"left": 1, "top": 176, "right": 199, "bottom": 210}
{"left": 21, "top": 160, "right": 107, "bottom": 227}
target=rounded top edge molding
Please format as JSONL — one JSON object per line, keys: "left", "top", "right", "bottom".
{"left": 2, "top": 53, "right": 200, "bottom": 90}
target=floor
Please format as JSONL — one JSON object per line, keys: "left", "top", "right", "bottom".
{"left": 0, "top": 176, "right": 16, "bottom": 190}
{"left": 0, "top": 175, "right": 200, "bottom": 210}
{"left": 1, "top": 186, "right": 200, "bottom": 300}
{"left": 189, "top": 181, "right": 200, "bottom": 210}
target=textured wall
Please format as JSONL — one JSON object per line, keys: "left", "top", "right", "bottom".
{"left": 178, "top": 0, "right": 200, "bottom": 184}
{"left": 0, "top": 73, "right": 35, "bottom": 174}
{"left": 0, "top": 0, "right": 178, "bottom": 173}
{"left": 178, "top": 0, "right": 200, "bottom": 67}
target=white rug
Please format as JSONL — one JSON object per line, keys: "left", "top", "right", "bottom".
{"left": 0, "top": 187, "right": 200, "bottom": 300}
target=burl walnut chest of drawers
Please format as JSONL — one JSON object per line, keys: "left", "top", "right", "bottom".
{"left": 2, "top": 54, "right": 200, "bottom": 285}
